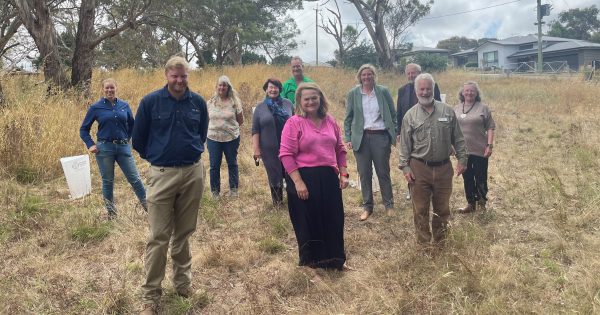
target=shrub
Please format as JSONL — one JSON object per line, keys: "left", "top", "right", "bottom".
{"left": 465, "top": 62, "right": 478, "bottom": 68}
{"left": 412, "top": 53, "right": 448, "bottom": 72}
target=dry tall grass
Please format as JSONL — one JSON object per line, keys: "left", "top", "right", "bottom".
{"left": 0, "top": 66, "right": 599, "bottom": 314}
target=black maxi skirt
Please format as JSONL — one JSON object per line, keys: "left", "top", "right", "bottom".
{"left": 286, "top": 166, "right": 346, "bottom": 270}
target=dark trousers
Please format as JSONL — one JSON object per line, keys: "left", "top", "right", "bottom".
{"left": 410, "top": 159, "right": 453, "bottom": 244}
{"left": 286, "top": 167, "right": 346, "bottom": 270}
{"left": 462, "top": 154, "right": 489, "bottom": 203}
{"left": 207, "top": 137, "right": 240, "bottom": 193}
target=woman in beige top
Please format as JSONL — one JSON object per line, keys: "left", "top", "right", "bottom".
{"left": 454, "top": 81, "right": 496, "bottom": 213}
{"left": 207, "top": 75, "right": 244, "bottom": 198}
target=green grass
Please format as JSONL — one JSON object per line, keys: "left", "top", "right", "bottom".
{"left": 258, "top": 236, "right": 286, "bottom": 254}
{"left": 70, "top": 221, "right": 111, "bottom": 243}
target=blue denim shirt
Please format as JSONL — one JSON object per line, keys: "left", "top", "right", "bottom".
{"left": 132, "top": 86, "right": 208, "bottom": 167}
{"left": 79, "top": 98, "right": 134, "bottom": 148}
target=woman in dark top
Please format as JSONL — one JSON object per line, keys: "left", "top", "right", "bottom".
{"left": 80, "top": 78, "right": 146, "bottom": 218}
{"left": 252, "top": 78, "right": 293, "bottom": 205}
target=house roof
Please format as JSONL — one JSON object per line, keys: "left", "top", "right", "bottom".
{"left": 410, "top": 46, "right": 450, "bottom": 53}
{"left": 480, "top": 34, "right": 569, "bottom": 46}
{"left": 507, "top": 39, "right": 600, "bottom": 58}
{"left": 451, "top": 48, "right": 477, "bottom": 56}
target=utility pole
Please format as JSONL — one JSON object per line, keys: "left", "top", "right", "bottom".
{"left": 314, "top": 3, "right": 319, "bottom": 66}
{"left": 535, "top": 1, "right": 551, "bottom": 73}
{"left": 536, "top": 0, "right": 543, "bottom": 73}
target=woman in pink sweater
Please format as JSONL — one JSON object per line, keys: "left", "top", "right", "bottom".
{"left": 279, "top": 82, "right": 350, "bottom": 271}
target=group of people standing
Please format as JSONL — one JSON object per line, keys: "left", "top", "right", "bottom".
{"left": 78, "top": 55, "right": 495, "bottom": 314}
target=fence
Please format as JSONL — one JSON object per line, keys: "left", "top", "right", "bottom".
{"left": 502, "top": 61, "right": 570, "bottom": 75}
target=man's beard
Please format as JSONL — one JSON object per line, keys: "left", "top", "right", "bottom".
{"left": 417, "top": 95, "right": 434, "bottom": 105}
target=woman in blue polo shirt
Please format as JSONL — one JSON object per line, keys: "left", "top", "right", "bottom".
{"left": 80, "top": 78, "right": 146, "bottom": 218}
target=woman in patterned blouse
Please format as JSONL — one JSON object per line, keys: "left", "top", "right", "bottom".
{"left": 206, "top": 75, "right": 244, "bottom": 198}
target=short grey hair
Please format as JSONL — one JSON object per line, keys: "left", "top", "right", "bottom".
{"left": 458, "top": 81, "right": 482, "bottom": 102}
{"left": 414, "top": 73, "right": 435, "bottom": 91}
{"left": 405, "top": 63, "right": 422, "bottom": 73}
{"left": 356, "top": 64, "right": 378, "bottom": 84}
{"left": 291, "top": 56, "right": 303, "bottom": 64}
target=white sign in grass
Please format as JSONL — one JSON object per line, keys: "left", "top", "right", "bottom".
{"left": 60, "top": 155, "right": 92, "bottom": 199}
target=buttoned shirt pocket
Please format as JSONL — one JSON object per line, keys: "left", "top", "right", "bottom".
{"left": 184, "top": 110, "right": 202, "bottom": 133}
{"left": 412, "top": 120, "right": 428, "bottom": 143}
{"left": 151, "top": 110, "right": 173, "bottom": 132}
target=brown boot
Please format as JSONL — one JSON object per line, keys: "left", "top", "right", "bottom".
{"left": 457, "top": 202, "right": 476, "bottom": 214}
{"left": 477, "top": 200, "right": 487, "bottom": 212}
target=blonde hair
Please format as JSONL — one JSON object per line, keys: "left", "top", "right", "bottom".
{"left": 164, "top": 56, "right": 190, "bottom": 72}
{"left": 101, "top": 78, "right": 117, "bottom": 88}
{"left": 356, "top": 64, "right": 377, "bottom": 84}
{"left": 211, "top": 75, "right": 242, "bottom": 108}
{"left": 294, "top": 82, "right": 328, "bottom": 118}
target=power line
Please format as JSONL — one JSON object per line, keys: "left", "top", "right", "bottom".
{"left": 421, "top": 0, "right": 522, "bottom": 20}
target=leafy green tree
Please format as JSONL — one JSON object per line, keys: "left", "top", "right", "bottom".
{"left": 340, "top": 41, "right": 378, "bottom": 69}
{"left": 547, "top": 5, "right": 600, "bottom": 41}
{"left": 436, "top": 36, "right": 478, "bottom": 54}
{"left": 349, "top": 0, "right": 432, "bottom": 69}
{"left": 160, "top": 0, "right": 302, "bottom": 66}
{"left": 271, "top": 54, "right": 292, "bottom": 66}
{"left": 411, "top": 53, "right": 447, "bottom": 72}
{"left": 241, "top": 51, "right": 267, "bottom": 64}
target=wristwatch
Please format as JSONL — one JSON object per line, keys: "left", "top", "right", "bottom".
{"left": 486, "top": 143, "right": 494, "bottom": 149}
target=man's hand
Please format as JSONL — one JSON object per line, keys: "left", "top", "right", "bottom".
{"left": 396, "top": 135, "right": 401, "bottom": 145}
{"left": 345, "top": 141, "right": 353, "bottom": 150}
{"left": 455, "top": 163, "right": 466, "bottom": 176}
{"left": 88, "top": 145, "right": 98, "bottom": 154}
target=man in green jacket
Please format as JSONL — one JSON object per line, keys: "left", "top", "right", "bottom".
{"left": 281, "top": 56, "right": 314, "bottom": 106}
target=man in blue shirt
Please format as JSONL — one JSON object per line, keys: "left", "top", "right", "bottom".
{"left": 133, "top": 56, "right": 208, "bottom": 314}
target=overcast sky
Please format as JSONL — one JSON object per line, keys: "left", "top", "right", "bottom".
{"left": 289, "top": 0, "right": 598, "bottom": 64}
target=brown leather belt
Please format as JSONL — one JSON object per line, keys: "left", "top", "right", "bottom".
{"left": 413, "top": 157, "right": 450, "bottom": 167}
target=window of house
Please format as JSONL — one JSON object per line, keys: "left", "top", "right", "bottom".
{"left": 519, "top": 44, "right": 533, "bottom": 50}
{"left": 483, "top": 51, "right": 498, "bottom": 65}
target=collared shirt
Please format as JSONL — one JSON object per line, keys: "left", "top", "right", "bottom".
{"left": 399, "top": 100, "right": 468, "bottom": 173}
{"left": 207, "top": 96, "right": 242, "bottom": 142}
{"left": 79, "top": 97, "right": 134, "bottom": 149}
{"left": 361, "top": 88, "right": 385, "bottom": 130}
{"left": 132, "top": 85, "right": 208, "bottom": 167}
{"left": 281, "top": 76, "right": 314, "bottom": 105}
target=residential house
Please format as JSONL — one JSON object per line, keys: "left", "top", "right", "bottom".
{"left": 451, "top": 35, "right": 600, "bottom": 71}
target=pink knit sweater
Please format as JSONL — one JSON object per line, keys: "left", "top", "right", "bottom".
{"left": 279, "top": 114, "right": 347, "bottom": 174}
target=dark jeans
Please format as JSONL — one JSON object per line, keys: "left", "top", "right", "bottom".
{"left": 462, "top": 154, "right": 489, "bottom": 203}
{"left": 207, "top": 137, "right": 240, "bottom": 193}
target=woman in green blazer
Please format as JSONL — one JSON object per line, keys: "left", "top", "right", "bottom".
{"left": 344, "top": 64, "right": 397, "bottom": 221}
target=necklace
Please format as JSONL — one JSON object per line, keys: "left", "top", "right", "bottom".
{"left": 460, "top": 102, "right": 476, "bottom": 118}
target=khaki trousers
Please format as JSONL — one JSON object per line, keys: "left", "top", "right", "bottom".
{"left": 409, "top": 159, "right": 453, "bottom": 244}
{"left": 141, "top": 161, "right": 204, "bottom": 304}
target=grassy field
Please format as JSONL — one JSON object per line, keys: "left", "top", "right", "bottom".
{"left": 0, "top": 66, "right": 599, "bottom": 314}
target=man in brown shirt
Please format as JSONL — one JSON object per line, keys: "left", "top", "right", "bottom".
{"left": 398, "top": 73, "right": 467, "bottom": 246}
